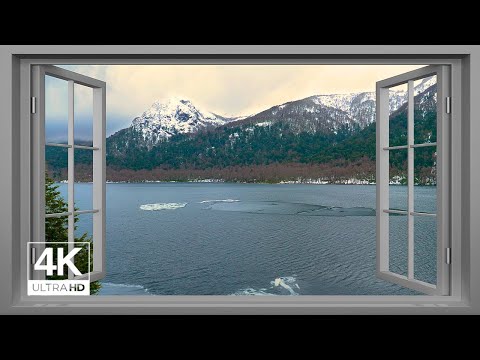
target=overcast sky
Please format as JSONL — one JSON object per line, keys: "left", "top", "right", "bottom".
{"left": 46, "top": 64, "right": 423, "bottom": 140}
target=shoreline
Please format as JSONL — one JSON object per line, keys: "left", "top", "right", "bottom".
{"left": 55, "top": 179, "right": 436, "bottom": 186}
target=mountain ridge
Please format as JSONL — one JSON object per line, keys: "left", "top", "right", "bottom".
{"left": 112, "top": 75, "right": 435, "bottom": 149}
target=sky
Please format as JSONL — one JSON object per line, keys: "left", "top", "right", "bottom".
{"left": 45, "top": 64, "right": 424, "bottom": 141}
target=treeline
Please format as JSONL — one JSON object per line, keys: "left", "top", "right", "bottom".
{"left": 103, "top": 158, "right": 376, "bottom": 183}
{"left": 106, "top": 121, "right": 359, "bottom": 170}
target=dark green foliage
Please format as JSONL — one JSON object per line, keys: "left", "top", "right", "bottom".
{"left": 45, "top": 174, "right": 101, "bottom": 294}
{"left": 106, "top": 122, "right": 361, "bottom": 170}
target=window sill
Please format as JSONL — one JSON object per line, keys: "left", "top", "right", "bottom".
{"left": 15, "top": 295, "right": 467, "bottom": 306}
{"left": 10, "top": 295, "right": 468, "bottom": 315}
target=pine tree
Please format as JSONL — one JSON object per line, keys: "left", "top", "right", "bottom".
{"left": 45, "top": 174, "right": 101, "bottom": 294}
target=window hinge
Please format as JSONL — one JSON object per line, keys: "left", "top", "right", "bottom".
{"left": 446, "top": 247, "right": 451, "bottom": 265}
{"left": 30, "top": 96, "right": 36, "bottom": 114}
{"left": 30, "top": 247, "right": 36, "bottom": 265}
{"left": 446, "top": 96, "right": 451, "bottom": 114}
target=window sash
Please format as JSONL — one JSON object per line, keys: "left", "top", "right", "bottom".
{"left": 376, "top": 65, "right": 451, "bottom": 296}
{"left": 31, "top": 65, "right": 106, "bottom": 283}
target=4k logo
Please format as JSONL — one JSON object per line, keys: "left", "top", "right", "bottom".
{"left": 34, "top": 247, "right": 82, "bottom": 276}
{"left": 28, "top": 242, "right": 90, "bottom": 296}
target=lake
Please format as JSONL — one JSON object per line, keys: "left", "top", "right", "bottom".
{"left": 62, "top": 183, "right": 437, "bottom": 296}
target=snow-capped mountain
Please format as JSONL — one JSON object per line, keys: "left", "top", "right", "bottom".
{"left": 107, "top": 75, "right": 436, "bottom": 157}
{"left": 130, "top": 98, "right": 230, "bottom": 146}
{"left": 233, "top": 75, "right": 436, "bottom": 134}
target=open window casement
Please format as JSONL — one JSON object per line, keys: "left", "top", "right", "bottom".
{"left": 31, "top": 65, "right": 106, "bottom": 283}
{"left": 376, "top": 65, "right": 451, "bottom": 295}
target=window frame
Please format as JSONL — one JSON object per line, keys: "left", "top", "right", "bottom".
{"left": 31, "top": 65, "right": 106, "bottom": 283}
{"left": 376, "top": 65, "right": 450, "bottom": 295}
{"left": 2, "top": 46, "right": 474, "bottom": 314}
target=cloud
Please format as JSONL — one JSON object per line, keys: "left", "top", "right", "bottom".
{"left": 53, "top": 64, "right": 424, "bottom": 136}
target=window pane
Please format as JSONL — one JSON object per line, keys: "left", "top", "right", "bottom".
{"left": 414, "top": 75, "right": 437, "bottom": 145}
{"left": 75, "top": 213, "right": 94, "bottom": 273}
{"left": 389, "top": 83, "right": 408, "bottom": 147}
{"left": 389, "top": 148, "right": 408, "bottom": 211}
{"left": 389, "top": 213, "right": 408, "bottom": 277}
{"left": 45, "top": 75, "right": 68, "bottom": 144}
{"left": 45, "top": 146, "right": 68, "bottom": 214}
{"left": 74, "top": 83, "right": 93, "bottom": 145}
{"left": 74, "top": 149, "right": 93, "bottom": 210}
{"left": 414, "top": 215, "right": 437, "bottom": 284}
{"left": 414, "top": 146, "right": 437, "bottom": 213}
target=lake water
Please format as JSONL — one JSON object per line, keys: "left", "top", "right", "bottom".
{"left": 62, "top": 183, "right": 437, "bottom": 296}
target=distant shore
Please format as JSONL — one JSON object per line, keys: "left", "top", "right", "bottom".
{"left": 58, "top": 178, "right": 375, "bottom": 185}
{"left": 55, "top": 178, "right": 435, "bottom": 186}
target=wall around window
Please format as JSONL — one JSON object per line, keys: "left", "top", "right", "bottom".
{"left": 0, "top": 45, "right": 479, "bottom": 314}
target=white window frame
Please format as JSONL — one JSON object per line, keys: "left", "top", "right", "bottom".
{"left": 31, "top": 65, "right": 106, "bottom": 282}
{"left": 1, "top": 45, "right": 475, "bottom": 315}
{"left": 376, "top": 65, "right": 450, "bottom": 295}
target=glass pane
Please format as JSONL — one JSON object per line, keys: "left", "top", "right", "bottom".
{"left": 414, "top": 75, "right": 437, "bottom": 145}
{"left": 45, "top": 75, "right": 68, "bottom": 144}
{"left": 389, "top": 83, "right": 408, "bottom": 147}
{"left": 389, "top": 213, "right": 408, "bottom": 277}
{"left": 414, "top": 146, "right": 437, "bottom": 213}
{"left": 45, "top": 146, "right": 68, "bottom": 214}
{"left": 389, "top": 148, "right": 408, "bottom": 211}
{"left": 75, "top": 213, "right": 94, "bottom": 273}
{"left": 414, "top": 216, "right": 437, "bottom": 284}
{"left": 74, "top": 149, "right": 93, "bottom": 210}
{"left": 74, "top": 83, "right": 93, "bottom": 145}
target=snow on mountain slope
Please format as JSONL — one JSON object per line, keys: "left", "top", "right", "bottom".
{"left": 131, "top": 98, "right": 229, "bottom": 143}
{"left": 313, "top": 92, "right": 374, "bottom": 113}
{"left": 123, "top": 75, "right": 436, "bottom": 145}
{"left": 413, "top": 75, "right": 437, "bottom": 96}
{"left": 228, "top": 75, "right": 437, "bottom": 135}
{"left": 312, "top": 75, "right": 436, "bottom": 122}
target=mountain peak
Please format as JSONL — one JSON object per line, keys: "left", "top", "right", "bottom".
{"left": 131, "top": 97, "right": 228, "bottom": 147}
{"left": 146, "top": 97, "right": 195, "bottom": 116}
{"left": 152, "top": 97, "right": 192, "bottom": 107}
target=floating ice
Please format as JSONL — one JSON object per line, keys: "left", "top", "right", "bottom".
{"left": 199, "top": 199, "right": 240, "bottom": 204}
{"left": 140, "top": 202, "right": 187, "bottom": 211}
{"left": 232, "top": 288, "right": 274, "bottom": 296}
{"left": 99, "top": 282, "right": 151, "bottom": 295}
{"left": 272, "top": 277, "right": 298, "bottom": 295}
{"left": 232, "top": 276, "right": 300, "bottom": 296}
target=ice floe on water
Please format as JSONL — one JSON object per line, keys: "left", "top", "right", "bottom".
{"left": 232, "top": 276, "right": 300, "bottom": 296}
{"left": 99, "top": 282, "right": 151, "bottom": 295}
{"left": 274, "top": 277, "right": 299, "bottom": 295}
{"left": 140, "top": 202, "right": 187, "bottom": 211}
{"left": 199, "top": 199, "right": 240, "bottom": 203}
